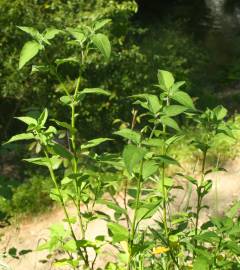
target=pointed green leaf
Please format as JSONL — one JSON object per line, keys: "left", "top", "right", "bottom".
{"left": 51, "top": 119, "right": 74, "bottom": 132}
{"left": 171, "top": 81, "right": 186, "bottom": 92}
{"left": 163, "top": 105, "right": 187, "bottom": 117}
{"left": 79, "top": 88, "right": 110, "bottom": 96}
{"left": 142, "top": 138, "right": 164, "bottom": 147}
{"left": 108, "top": 222, "right": 128, "bottom": 243}
{"left": 31, "top": 65, "right": 49, "bottom": 74}
{"left": 131, "top": 94, "right": 161, "bottom": 114}
{"left": 15, "top": 116, "right": 37, "bottom": 126}
{"left": 81, "top": 138, "right": 112, "bottom": 150}
{"left": 19, "top": 40, "right": 41, "bottom": 69}
{"left": 157, "top": 70, "right": 175, "bottom": 91}
{"left": 52, "top": 143, "right": 73, "bottom": 160}
{"left": 123, "top": 144, "right": 146, "bottom": 174}
{"left": 23, "top": 156, "right": 62, "bottom": 170}
{"left": 193, "top": 257, "right": 209, "bottom": 270}
{"left": 142, "top": 160, "right": 158, "bottom": 179}
{"left": 55, "top": 57, "right": 79, "bottom": 66}
{"left": 5, "top": 133, "right": 34, "bottom": 144}
{"left": 114, "top": 128, "right": 141, "bottom": 144}
{"left": 44, "top": 28, "right": 62, "bottom": 40}
{"left": 17, "top": 26, "right": 41, "bottom": 39}
{"left": 213, "top": 105, "right": 227, "bottom": 120}
{"left": 94, "top": 19, "right": 111, "bottom": 31}
{"left": 67, "top": 28, "right": 86, "bottom": 44}
{"left": 91, "top": 33, "right": 111, "bottom": 60}
{"left": 60, "top": 95, "right": 72, "bottom": 105}
{"left": 38, "top": 108, "right": 48, "bottom": 127}
{"left": 154, "top": 155, "right": 180, "bottom": 166}
{"left": 161, "top": 116, "right": 180, "bottom": 131}
{"left": 172, "top": 91, "right": 195, "bottom": 109}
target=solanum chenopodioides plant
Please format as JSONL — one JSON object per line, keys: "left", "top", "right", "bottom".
{"left": 101, "top": 70, "right": 197, "bottom": 269}
{"left": 6, "top": 20, "right": 113, "bottom": 269}
{"left": 104, "top": 71, "right": 237, "bottom": 270}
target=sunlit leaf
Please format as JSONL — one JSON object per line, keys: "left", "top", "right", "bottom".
{"left": 91, "top": 33, "right": 111, "bottom": 60}
{"left": 157, "top": 70, "right": 175, "bottom": 91}
{"left": 19, "top": 40, "right": 42, "bottom": 69}
{"left": 114, "top": 128, "right": 141, "bottom": 144}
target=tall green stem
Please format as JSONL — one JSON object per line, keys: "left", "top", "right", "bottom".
{"left": 161, "top": 163, "right": 168, "bottom": 239}
{"left": 194, "top": 149, "right": 207, "bottom": 248}
{"left": 162, "top": 124, "right": 168, "bottom": 240}
{"left": 70, "top": 76, "right": 90, "bottom": 266}
{"left": 127, "top": 160, "right": 144, "bottom": 270}
{"left": 43, "top": 150, "right": 87, "bottom": 265}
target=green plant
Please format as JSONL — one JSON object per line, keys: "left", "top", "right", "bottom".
{"left": 5, "top": 19, "right": 240, "bottom": 270}
{"left": 6, "top": 20, "right": 114, "bottom": 269}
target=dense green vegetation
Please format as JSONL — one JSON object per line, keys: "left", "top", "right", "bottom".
{"left": 1, "top": 1, "right": 240, "bottom": 268}
{"left": 1, "top": 0, "right": 240, "bottom": 223}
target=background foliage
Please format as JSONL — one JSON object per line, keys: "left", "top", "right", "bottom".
{"left": 1, "top": 0, "right": 240, "bottom": 219}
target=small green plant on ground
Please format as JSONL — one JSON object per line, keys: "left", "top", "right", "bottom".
{"left": 5, "top": 20, "right": 240, "bottom": 270}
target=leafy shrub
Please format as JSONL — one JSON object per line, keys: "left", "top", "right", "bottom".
{"left": 10, "top": 175, "right": 53, "bottom": 216}
{"left": 0, "top": 175, "right": 53, "bottom": 221}
{"left": 6, "top": 19, "right": 240, "bottom": 270}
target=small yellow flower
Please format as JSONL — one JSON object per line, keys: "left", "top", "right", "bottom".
{"left": 152, "top": 246, "right": 170, "bottom": 255}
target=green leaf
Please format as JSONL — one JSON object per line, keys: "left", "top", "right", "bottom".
{"left": 108, "top": 223, "right": 128, "bottom": 243}
{"left": 44, "top": 28, "right": 62, "bottom": 40}
{"left": 94, "top": 19, "right": 111, "bottom": 31}
{"left": 154, "top": 155, "right": 180, "bottom": 166}
{"left": 114, "top": 128, "right": 141, "bottom": 144}
{"left": 5, "top": 133, "right": 34, "bottom": 144}
{"left": 15, "top": 116, "right": 37, "bottom": 126}
{"left": 172, "top": 91, "right": 195, "bottom": 109}
{"left": 99, "top": 199, "right": 127, "bottom": 215}
{"left": 61, "top": 177, "right": 73, "bottom": 185}
{"left": 213, "top": 105, "right": 227, "bottom": 120}
{"left": 60, "top": 95, "right": 72, "bottom": 105}
{"left": 163, "top": 105, "right": 187, "bottom": 117}
{"left": 91, "top": 33, "right": 111, "bottom": 60}
{"left": 193, "top": 257, "right": 210, "bottom": 270}
{"left": 17, "top": 26, "right": 41, "bottom": 39}
{"left": 142, "top": 138, "right": 164, "bottom": 147}
{"left": 146, "top": 95, "right": 161, "bottom": 114}
{"left": 67, "top": 28, "right": 86, "bottom": 44}
{"left": 52, "top": 143, "right": 73, "bottom": 160}
{"left": 194, "top": 232, "right": 220, "bottom": 243}
{"left": 226, "top": 241, "right": 240, "bottom": 255}
{"left": 137, "top": 202, "right": 159, "bottom": 221}
{"left": 81, "top": 138, "right": 112, "bottom": 150}
{"left": 161, "top": 116, "right": 180, "bottom": 131}
{"left": 63, "top": 240, "right": 77, "bottom": 252}
{"left": 51, "top": 119, "right": 75, "bottom": 132}
{"left": 38, "top": 108, "right": 48, "bottom": 127}
{"left": 23, "top": 157, "right": 49, "bottom": 167}
{"left": 23, "top": 156, "right": 62, "bottom": 170}
{"left": 19, "top": 40, "right": 42, "bottom": 69}
{"left": 79, "top": 88, "right": 110, "bottom": 96}
{"left": 53, "top": 259, "right": 78, "bottom": 267}
{"left": 123, "top": 144, "right": 146, "bottom": 174}
{"left": 31, "top": 65, "right": 49, "bottom": 74}
{"left": 55, "top": 57, "right": 79, "bottom": 66}
{"left": 157, "top": 70, "right": 175, "bottom": 91}
{"left": 131, "top": 94, "right": 161, "bottom": 114}
{"left": 226, "top": 201, "right": 240, "bottom": 218}
{"left": 142, "top": 160, "right": 158, "bottom": 179}
{"left": 171, "top": 81, "right": 186, "bottom": 92}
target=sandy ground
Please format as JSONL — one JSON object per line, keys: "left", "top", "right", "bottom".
{"left": 1, "top": 158, "right": 240, "bottom": 270}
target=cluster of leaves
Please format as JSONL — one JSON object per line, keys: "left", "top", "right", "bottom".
{"left": 0, "top": 0, "right": 138, "bottom": 142}
{"left": 4, "top": 19, "right": 240, "bottom": 270}
{"left": 1, "top": 0, "right": 213, "bottom": 148}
